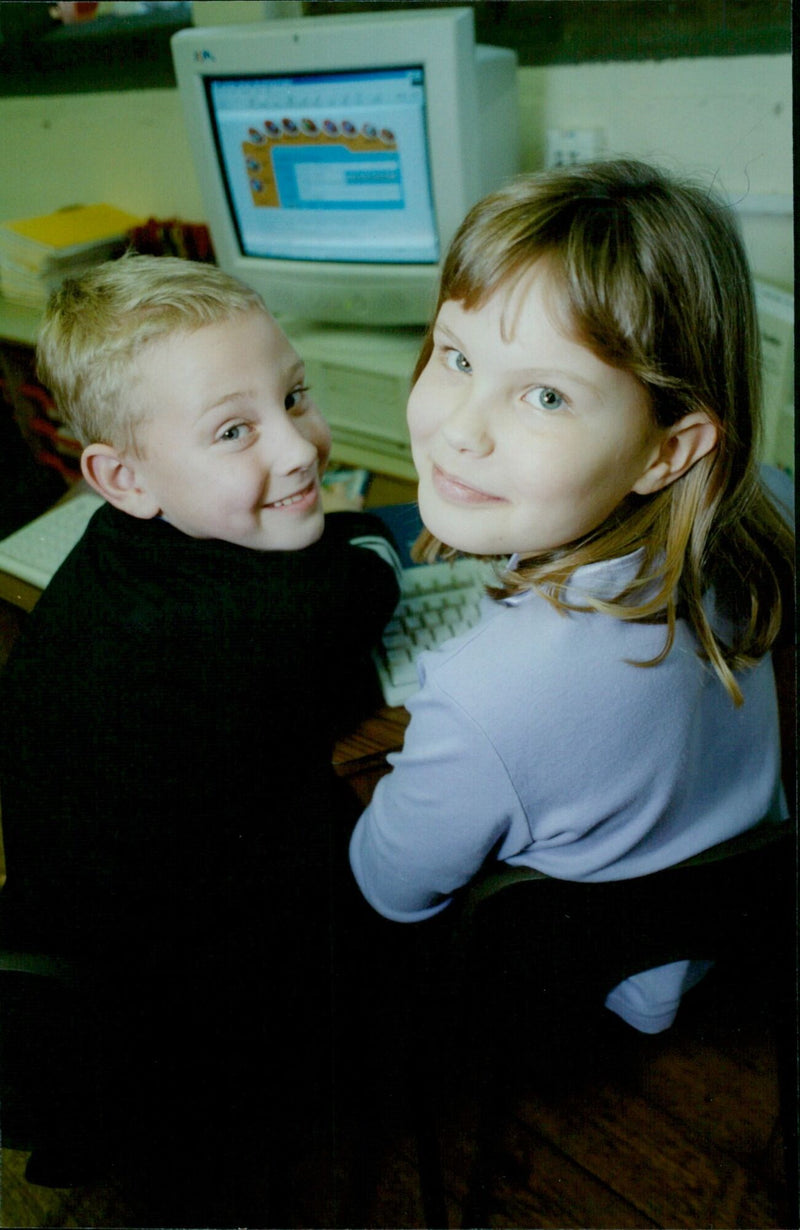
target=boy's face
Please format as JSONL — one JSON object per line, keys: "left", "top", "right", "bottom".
{"left": 407, "top": 267, "right": 666, "bottom": 557}
{"left": 126, "top": 309, "right": 331, "bottom": 551}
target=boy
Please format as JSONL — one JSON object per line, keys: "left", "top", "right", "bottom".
{"left": 0, "top": 255, "right": 401, "bottom": 1223}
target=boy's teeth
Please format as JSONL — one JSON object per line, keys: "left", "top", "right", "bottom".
{"left": 271, "top": 490, "right": 304, "bottom": 508}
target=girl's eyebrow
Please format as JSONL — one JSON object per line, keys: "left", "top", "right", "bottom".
{"left": 434, "top": 320, "right": 603, "bottom": 397}
{"left": 433, "top": 321, "right": 465, "bottom": 349}
{"left": 525, "top": 367, "right": 604, "bottom": 396}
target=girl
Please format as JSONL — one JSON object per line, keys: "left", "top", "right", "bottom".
{"left": 349, "top": 159, "right": 794, "bottom": 1045}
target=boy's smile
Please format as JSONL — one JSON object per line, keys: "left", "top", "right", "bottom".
{"left": 120, "top": 308, "right": 331, "bottom": 551}
{"left": 407, "top": 267, "right": 668, "bottom": 558}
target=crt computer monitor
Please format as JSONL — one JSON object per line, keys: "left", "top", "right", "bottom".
{"left": 171, "top": 7, "right": 519, "bottom": 327}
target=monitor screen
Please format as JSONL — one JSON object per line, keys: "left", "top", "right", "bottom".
{"left": 172, "top": 8, "right": 519, "bottom": 326}
{"left": 208, "top": 68, "right": 439, "bottom": 266}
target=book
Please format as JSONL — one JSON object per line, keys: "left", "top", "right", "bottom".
{"left": 0, "top": 204, "right": 142, "bottom": 267}
{"left": 0, "top": 203, "right": 142, "bottom": 306}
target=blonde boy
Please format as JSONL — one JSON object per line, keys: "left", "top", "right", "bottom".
{"left": 0, "top": 256, "right": 400, "bottom": 1221}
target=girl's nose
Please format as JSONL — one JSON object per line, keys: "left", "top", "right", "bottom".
{"left": 441, "top": 394, "right": 494, "bottom": 457}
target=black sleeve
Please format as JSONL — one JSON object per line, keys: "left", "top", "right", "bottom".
{"left": 314, "top": 510, "right": 402, "bottom": 654}
{"left": 278, "top": 511, "right": 402, "bottom": 733}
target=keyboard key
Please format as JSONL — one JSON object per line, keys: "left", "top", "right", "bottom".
{"left": 373, "top": 557, "right": 494, "bottom": 706}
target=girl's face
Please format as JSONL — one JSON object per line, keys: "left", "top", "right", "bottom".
{"left": 407, "top": 268, "right": 668, "bottom": 558}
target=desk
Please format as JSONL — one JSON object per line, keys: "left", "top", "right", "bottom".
{"left": 332, "top": 704, "right": 410, "bottom": 803}
{"left": 0, "top": 571, "right": 41, "bottom": 614}
{"left": 0, "top": 484, "right": 92, "bottom": 612}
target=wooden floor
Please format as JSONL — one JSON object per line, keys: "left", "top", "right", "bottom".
{"left": 1, "top": 969, "right": 795, "bottom": 1229}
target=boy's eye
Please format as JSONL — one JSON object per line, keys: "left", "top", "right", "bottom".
{"left": 444, "top": 348, "right": 472, "bottom": 375}
{"left": 285, "top": 385, "right": 310, "bottom": 413}
{"left": 218, "top": 422, "right": 252, "bottom": 442}
{"left": 524, "top": 385, "right": 567, "bottom": 412}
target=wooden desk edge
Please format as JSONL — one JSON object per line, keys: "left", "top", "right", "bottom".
{"left": 0, "top": 571, "right": 40, "bottom": 612}
{"left": 332, "top": 704, "right": 410, "bottom": 776}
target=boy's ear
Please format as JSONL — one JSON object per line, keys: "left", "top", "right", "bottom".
{"left": 81, "top": 443, "right": 161, "bottom": 520}
{"left": 633, "top": 411, "right": 719, "bottom": 496}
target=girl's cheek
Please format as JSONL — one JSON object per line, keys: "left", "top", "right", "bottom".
{"left": 406, "top": 402, "right": 421, "bottom": 441}
{"left": 407, "top": 388, "right": 433, "bottom": 440}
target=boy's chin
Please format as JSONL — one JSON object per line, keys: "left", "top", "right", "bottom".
{"left": 232, "top": 507, "right": 326, "bottom": 552}
{"left": 265, "top": 516, "right": 326, "bottom": 552}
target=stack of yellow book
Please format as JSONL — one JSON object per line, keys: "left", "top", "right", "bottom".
{"left": 0, "top": 203, "right": 143, "bottom": 307}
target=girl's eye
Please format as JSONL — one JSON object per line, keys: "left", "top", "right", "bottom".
{"left": 285, "top": 385, "right": 310, "bottom": 413}
{"left": 524, "top": 385, "right": 567, "bottom": 412}
{"left": 444, "top": 348, "right": 472, "bottom": 375}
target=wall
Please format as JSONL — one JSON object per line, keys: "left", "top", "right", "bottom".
{"left": 0, "top": 89, "right": 205, "bottom": 223}
{"left": 517, "top": 56, "right": 793, "bottom": 289}
{"left": 0, "top": 53, "right": 792, "bottom": 288}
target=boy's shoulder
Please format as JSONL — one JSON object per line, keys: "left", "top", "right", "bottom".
{"left": 5, "top": 505, "right": 399, "bottom": 660}
{"left": 320, "top": 508, "right": 398, "bottom": 547}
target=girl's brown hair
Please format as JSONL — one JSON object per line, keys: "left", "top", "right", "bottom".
{"left": 412, "top": 159, "right": 793, "bottom": 704}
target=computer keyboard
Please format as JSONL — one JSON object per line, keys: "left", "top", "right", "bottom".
{"left": 0, "top": 491, "right": 104, "bottom": 589}
{"left": 373, "top": 557, "right": 495, "bottom": 707}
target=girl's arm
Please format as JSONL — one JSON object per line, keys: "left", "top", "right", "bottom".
{"left": 349, "top": 680, "right": 528, "bottom": 921}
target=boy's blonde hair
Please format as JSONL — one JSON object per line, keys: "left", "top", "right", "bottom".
{"left": 413, "top": 159, "right": 794, "bottom": 703}
{"left": 36, "top": 253, "right": 266, "bottom": 454}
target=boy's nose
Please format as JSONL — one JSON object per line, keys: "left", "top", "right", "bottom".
{"left": 273, "top": 417, "right": 319, "bottom": 473}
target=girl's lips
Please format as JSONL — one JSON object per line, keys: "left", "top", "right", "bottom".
{"left": 431, "top": 464, "right": 503, "bottom": 505}
{"left": 263, "top": 479, "right": 319, "bottom": 512}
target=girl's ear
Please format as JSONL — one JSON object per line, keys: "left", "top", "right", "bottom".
{"left": 81, "top": 443, "right": 161, "bottom": 520}
{"left": 633, "top": 411, "right": 718, "bottom": 496}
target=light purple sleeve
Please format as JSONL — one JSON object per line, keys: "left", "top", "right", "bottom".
{"left": 348, "top": 676, "right": 529, "bottom": 922}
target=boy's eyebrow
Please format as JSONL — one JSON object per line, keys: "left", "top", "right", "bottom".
{"left": 200, "top": 389, "right": 255, "bottom": 416}
{"left": 198, "top": 360, "right": 306, "bottom": 419}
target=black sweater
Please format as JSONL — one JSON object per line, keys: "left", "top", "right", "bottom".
{"left": 0, "top": 503, "right": 400, "bottom": 978}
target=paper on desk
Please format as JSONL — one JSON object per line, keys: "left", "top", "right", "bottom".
{"left": 0, "top": 492, "right": 104, "bottom": 589}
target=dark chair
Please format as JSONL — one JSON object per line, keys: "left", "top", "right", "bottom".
{"left": 449, "top": 822, "right": 797, "bottom": 1227}
{"left": 1, "top": 795, "right": 109, "bottom": 1183}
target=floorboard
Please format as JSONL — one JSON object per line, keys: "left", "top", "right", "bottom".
{"left": 4, "top": 977, "right": 791, "bottom": 1228}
